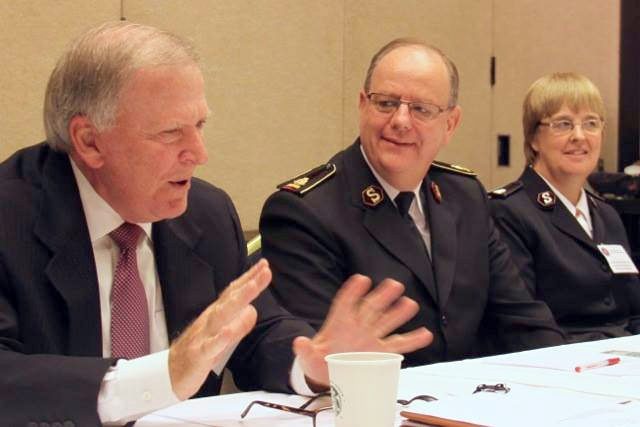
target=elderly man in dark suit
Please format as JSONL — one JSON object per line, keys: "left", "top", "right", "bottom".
{"left": 0, "top": 23, "right": 431, "bottom": 426}
{"left": 260, "top": 38, "right": 566, "bottom": 367}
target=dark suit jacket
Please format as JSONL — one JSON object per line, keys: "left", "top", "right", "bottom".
{"left": 0, "top": 143, "right": 313, "bottom": 426}
{"left": 260, "top": 141, "right": 564, "bottom": 367}
{"left": 490, "top": 167, "right": 640, "bottom": 341}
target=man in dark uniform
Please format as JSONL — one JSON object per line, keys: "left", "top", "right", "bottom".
{"left": 260, "top": 38, "right": 565, "bottom": 367}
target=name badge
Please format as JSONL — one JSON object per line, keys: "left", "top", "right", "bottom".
{"left": 597, "top": 244, "right": 639, "bottom": 274}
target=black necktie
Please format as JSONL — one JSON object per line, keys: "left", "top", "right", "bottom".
{"left": 395, "top": 192, "right": 431, "bottom": 259}
{"left": 395, "top": 191, "right": 415, "bottom": 218}
{"left": 395, "top": 191, "right": 438, "bottom": 301}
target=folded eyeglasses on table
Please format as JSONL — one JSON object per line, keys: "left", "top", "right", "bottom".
{"left": 240, "top": 384, "right": 509, "bottom": 426}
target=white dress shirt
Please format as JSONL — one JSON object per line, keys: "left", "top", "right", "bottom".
{"left": 71, "top": 161, "right": 310, "bottom": 423}
{"left": 360, "top": 145, "right": 432, "bottom": 255}
{"left": 71, "top": 160, "right": 181, "bottom": 424}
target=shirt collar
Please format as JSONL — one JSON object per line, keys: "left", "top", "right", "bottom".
{"left": 359, "top": 144, "right": 425, "bottom": 215}
{"left": 70, "top": 158, "right": 152, "bottom": 243}
{"left": 535, "top": 170, "right": 590, "bottom": 220}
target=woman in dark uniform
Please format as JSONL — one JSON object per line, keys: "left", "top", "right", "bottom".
{"left": 490, "top": 72, "right": 640, "bottom": 342}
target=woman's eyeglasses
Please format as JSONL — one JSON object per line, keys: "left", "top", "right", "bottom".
{"left": 538, "top": 118, "right": 604, "bottom": 135}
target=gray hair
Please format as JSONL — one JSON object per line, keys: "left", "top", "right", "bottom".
{"left": 363, "top": 38, "right": 459, "bottom": 107}
{"left": 43, "top": 21, "right": 199, "bottom": 151}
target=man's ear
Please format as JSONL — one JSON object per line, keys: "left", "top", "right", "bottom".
{"left": 445, "top": 105, "right": 462, "bottom": 135}
{"left": 68, "top": 115, "right": 104, "bottom": 168}
{"left": 358, "top": 90, "right": 368, "bottom": 110}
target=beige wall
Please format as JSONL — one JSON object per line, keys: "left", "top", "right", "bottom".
{"left": 0, "top": 1, "right": 120, "bottom": 156}
{"left": 0, "top": 0, "right": 620, "bottom": 230}
{"left": 491, "top": 0, "right": 620, "bottom": 188}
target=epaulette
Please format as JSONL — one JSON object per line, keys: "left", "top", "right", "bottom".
{"left": 585, "top": 186, "right": 605, "bottom": 202}
{"left": 277, "top": 163, "right": 336, "bottom": 196}
{"left": 488, "top": 181, "right": 523, "bottom": 199}
{"left": 431, "top": 160, "right": 476, "bottom": 177}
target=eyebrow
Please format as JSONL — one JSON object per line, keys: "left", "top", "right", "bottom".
{"left": 373, "top": 92, "right": 440, "bottom": 105}
{"left": 550, "top": 113, "right": 600, "bottom": 120}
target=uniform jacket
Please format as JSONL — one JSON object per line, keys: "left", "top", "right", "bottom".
{"left": 490, "top": 167, "right": 640, "bottom": 342}
{"left": 260, "top": 141, "right": 564, "bottom": 367}
{"left": 0, "top": 143, "right": 313, "bottom": 426}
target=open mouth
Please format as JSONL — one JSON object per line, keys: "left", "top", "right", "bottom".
{"left": 170, "top": 179, "right": 190, "bottom": 187}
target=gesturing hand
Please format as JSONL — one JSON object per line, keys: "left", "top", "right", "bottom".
{"left": 294, "top": 274, "right": 433, "bottom": 388}
{"left": 168, "top": 259, "right": 272, "bottom": 400}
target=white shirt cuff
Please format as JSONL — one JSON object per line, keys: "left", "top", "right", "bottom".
{"left": 98, "top": 350, "right": 179, "bottom": 424}
{"left": 290, "top": 356, "right": 315, "bottom": 395}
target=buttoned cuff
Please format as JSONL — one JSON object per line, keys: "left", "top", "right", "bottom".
{"left": 98, "top": 350, "right": 179, "bottom": 425}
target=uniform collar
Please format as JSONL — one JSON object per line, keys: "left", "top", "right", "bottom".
{"left": 359, "top": 144, "right": 425, "bottom": 217}
{"left": 533, "top": 168, "right": 592, "bottom": 227}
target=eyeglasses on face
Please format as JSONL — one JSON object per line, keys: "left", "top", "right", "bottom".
{"left": 367, "top": 92, "right": 451, "bottom": 122}
{"left": 240, "top": 393, "right": 332, "bottom": 427}
{"left": 538, "top": 117, "right": 604, "bottom": 135}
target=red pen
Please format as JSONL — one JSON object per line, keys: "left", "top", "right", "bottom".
{"left": 574, "top": 357, "right": 621, "bottom": 373}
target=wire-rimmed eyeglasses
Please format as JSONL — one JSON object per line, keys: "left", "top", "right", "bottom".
{"left": 240, "top": 393, "right": 438, "bottom": 426}
{"left": 367, "top": 92, "right": 452, "bottom": 122}
{"left": 240, "top": 393, "right": 332, "bottom": 427}
{"left": 538, "top": 117, "right": 604, "bottom": 136}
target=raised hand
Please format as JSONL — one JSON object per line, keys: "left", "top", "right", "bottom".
{"left": 168, "top": 259, "right": 272, "bottom": 400}
{"left": 294, "top": 274, "right": 433, "bottom": 388}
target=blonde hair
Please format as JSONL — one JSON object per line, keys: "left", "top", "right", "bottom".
{"left": 522, "top": 72, "right": 605, "bottom": 165}
{"left": 44, "top": 21, "right": 199, "bottom": 151}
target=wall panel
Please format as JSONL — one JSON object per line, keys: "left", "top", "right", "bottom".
{"left": 0, "top": 1, "right": 120, "bottom": 156}
{"left": 125, "top": 0, "right": 344, "bottom": 229}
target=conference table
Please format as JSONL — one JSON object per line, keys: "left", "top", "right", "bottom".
{"left": 137, "top": 335, "right": 640, "bottom": 426}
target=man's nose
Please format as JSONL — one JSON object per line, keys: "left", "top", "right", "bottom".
{"left": 181, "top": 128, "right": 209, "bottom": 165}
{"left": 390, "top": 103, "right": 412, "bottom": 131}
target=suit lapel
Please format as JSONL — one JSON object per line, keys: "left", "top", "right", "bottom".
{"left": 589, "top": 196, "right": 606, "bottom": 244}
{"left": 362, "top": 206, "right": 438, "bottom": 299}
{"left": 343, "top": 142, "right": 438, "bottom": 302}
{"left": 551, "top": 206, "right": 596, "bottom": 248}
{"left": 34, "top": 150, "right": 102, "bottom": 356}
{"left": 424, "top": 176, "right": 457, "bottom": 308}
{"left": 153, "top": 217, "right": 215, "bottom": 341}
{"left": 521, "top": 167, "right": 597, "bottom": 250}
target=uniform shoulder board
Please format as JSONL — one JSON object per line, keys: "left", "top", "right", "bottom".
{"left": 585, "top": 186, "right": 605, "bottom": 202}
{"left": 488, "top": 181, "right": 523, "bottom": 199}
{"left": 431, "top": 160, "right": 476, "bottom": 177}
{"left": 277, "top": 163, "right": 336, "bottom": 196}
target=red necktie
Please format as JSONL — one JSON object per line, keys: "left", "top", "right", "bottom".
{"left": 109, "top": 222, "right": 150, "bottom": 359}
